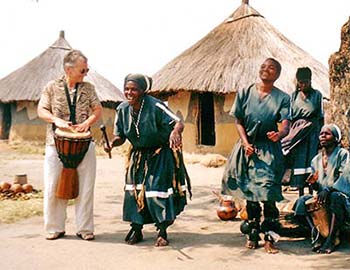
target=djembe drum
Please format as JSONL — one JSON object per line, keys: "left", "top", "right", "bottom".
{"left": 305, "top": 197, "right": 330, "bottom": 238}
{"left": 54, "top": 128, "right": 92, "bottom": 199}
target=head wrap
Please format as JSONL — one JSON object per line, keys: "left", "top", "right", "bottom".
{"left": 322, "top": 124, "right": 342, "bottom": 142}
{"left": 124, "top": 73, "right": 152, "bottom": 92}
{"left": 296, "top": 67, "right": 312, "bottom": 81}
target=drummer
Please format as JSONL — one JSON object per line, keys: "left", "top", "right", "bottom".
{"left": 37, "top": 49, "right": 102, "bottom": 241}
{"left": 293, "top": 124, "right": 349, "bottom": 253}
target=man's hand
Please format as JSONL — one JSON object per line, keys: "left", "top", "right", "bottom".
{"left": 54, "top": 118, "right": 72, "bottom": 129}
{"left": 72, "top": 121, "right": 90, "bottom": 132}
{"left": 243, "top": 142, "right": 255, "bottom": 157}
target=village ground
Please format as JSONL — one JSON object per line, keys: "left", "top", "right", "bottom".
{"left": 0, "top": 141, "right": 350, "bottom": 270}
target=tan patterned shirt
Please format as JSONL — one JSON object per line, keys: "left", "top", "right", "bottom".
{"left": 39, "top": 76, "right": 101, "bottom": 145}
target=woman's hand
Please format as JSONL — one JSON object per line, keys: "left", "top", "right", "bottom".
{"left": 169, "top": 129, "right": 182, "bottom": 150}
{"left": 306, "top": 171, "right": 319, "bottom": 184}
{"left": 317, "top": 188, "right": 329, "bottom": 205}
{"left": 267, "top": 131, "right": 280, "bottom": 142}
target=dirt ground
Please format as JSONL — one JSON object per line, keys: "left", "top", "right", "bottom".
{"left": 0, "top": 141, "right": 350, "bottom": 270}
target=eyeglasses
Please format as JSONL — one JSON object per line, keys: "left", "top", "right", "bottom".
{"left": 80, "top": 68, "right": 89, "bottom": 75}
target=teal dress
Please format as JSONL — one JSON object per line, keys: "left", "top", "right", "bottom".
{"left": 222, "top": 84, "right": 290, "bottom": 202}
{"left": 289, "top": 88, "right": 324, "bottom": 187}
{"left": 114, "top": 95, "right": 189, "bottom": 225}
{"left": 294, "top": 146, "right": 349, "bottom": 215}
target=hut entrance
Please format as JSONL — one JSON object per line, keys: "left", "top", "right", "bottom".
{"left": 0, "top": 104, "right": 11, "bottom": 140}
{"left": 198, "top": 93, "right": 215, "bottom": 146}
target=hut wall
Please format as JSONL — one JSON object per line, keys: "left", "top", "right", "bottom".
{"left": 9, "top": 102, "right": 44, "bottom": 142}
{"left": 91, "top": 107, "right": 116, "bottom": 144}
{"left": 167, "top": 92, "right": 239, "bottom": 156}
{"left": 0, "top": 103, "right": 4, "bottom": 138}
{"left": 8, "top": 102, "right": 117, "bottom": 143}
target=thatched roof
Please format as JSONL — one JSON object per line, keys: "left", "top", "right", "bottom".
{"left": 150, "top": 0, "right": 330, "bottom": 98}
{"left": 0, "top": 31, "right": 125, "bottom": 104}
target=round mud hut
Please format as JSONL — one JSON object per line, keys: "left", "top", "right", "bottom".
{"left": 328, "top": 17, "right": 350, "bottom": 147}
{"left": 0, "top": 31, "right": 124, "bottom": 142}
{"left": 149, "top": 0, "right": 330, "bottom": 156}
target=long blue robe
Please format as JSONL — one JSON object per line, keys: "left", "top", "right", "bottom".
{"left": 288, "top": 88, "right": 324, "bottom": 187}
{"left": 222, "top": 84, "right": 290, "bottom": 202}
{"left": 114, "top": 95, "right": 188, "bottom": 225}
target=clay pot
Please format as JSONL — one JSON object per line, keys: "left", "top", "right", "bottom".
{"left": 0, "top": 181, "right": 11, "bottom": 192}
{"left": 217, "top": 199, "right": 238, "bottom": 221}
{"left": 22, "top": 184, "right": 34, "bottom": 193}
{"left": 10, "top": 183, "right": 23, "bottom": 194}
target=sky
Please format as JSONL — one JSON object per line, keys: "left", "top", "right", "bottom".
{"left": 0, "top": 0, "right": 349, "bottom": 90}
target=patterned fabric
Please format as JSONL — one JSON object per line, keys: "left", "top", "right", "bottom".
{"left": 221, "top": 84, "right": 290, "bottom": 202}
{"left": 114, "top": 95, "right": 189, "bottom": 225}
{"left": 38, "top": 75, "right": 101, "bottom": 145}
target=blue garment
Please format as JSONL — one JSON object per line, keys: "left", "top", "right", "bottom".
{"left": 222, "top": 84, "right": 290, "bottom": 202}
{"left": 294, "top": 146, "right": 349, "bottom": 216}
{"left": 114, "top": 95, "right": 188, "bottom": 225}
{"left": 288, "top": 88, "right": 324, "bottom": 187}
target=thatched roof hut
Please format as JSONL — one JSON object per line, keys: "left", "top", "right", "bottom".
{"left": 0, "top": 31, "right": 124, "bottom": 141}
{"left": 150, "top": 0, "right": 330, "bottom": 155}
{"left": 150, "top": 0, "right": 329, "bottom": 97}
{"left": 0, "top": 30, "right": 124, "bottom": 104}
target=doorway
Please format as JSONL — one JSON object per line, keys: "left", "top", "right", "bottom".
{"left": 198, "top": 93, "right": 215, "bottom": 146}
{"left": 0, "top": 103, "right": 12, "bottom": 139}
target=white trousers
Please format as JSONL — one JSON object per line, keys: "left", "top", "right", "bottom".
{"left": 43, "top": 143, "right": 96, "bottom": 234}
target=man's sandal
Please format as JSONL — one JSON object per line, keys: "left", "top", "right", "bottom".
{"left": 46, "top": 231, "right": 65, "bottom": 240}
{"left": 76, "top": 232, "right": 95, "bottom": 241}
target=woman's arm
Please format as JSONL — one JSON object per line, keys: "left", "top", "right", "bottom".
{"left": 169, "top": 121, "right": 184, "bottom": 150}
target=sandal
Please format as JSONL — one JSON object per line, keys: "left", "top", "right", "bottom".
{"left": 155, "top": 236, "right": 169, "bottom": 247}
{"left": 76, "top": 232, "right": 95, "bottom": 241}
{"left": 46, "top": 231, "right": 65, "bottom": 240}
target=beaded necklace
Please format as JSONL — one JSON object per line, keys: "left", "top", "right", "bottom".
{"left": 131, "top": 98, "right": 145, "bottom": 138}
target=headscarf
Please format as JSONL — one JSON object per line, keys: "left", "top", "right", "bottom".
{"left": 322, "top": 124, "right": 342, "bottom": 143}
{"left": 124, "top": 73, "right": 152, "bottom": 92}
{"left": 296, "top": 67, "right": 312, "bottom": 81}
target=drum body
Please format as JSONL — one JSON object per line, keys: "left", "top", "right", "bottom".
{"left": 305, "top": 197, "right": 329, "bottom": 238}
{"left": 54, "top": 128, "right": 92, "bottom": 199}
